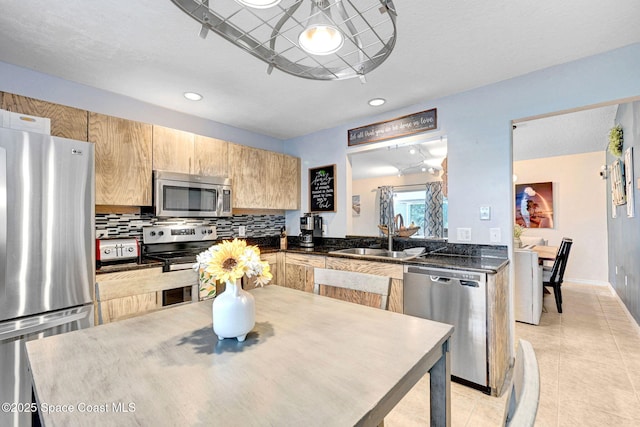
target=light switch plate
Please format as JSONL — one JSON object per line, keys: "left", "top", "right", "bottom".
{"left": 479, "top": 206, "right": 491, "bottom": 220}
{"left": 457, "top": 228, "right": 472, "bottom": 242}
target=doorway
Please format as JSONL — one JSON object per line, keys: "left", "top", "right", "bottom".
{"left": 511, "top": 103, "right": 617, "bottom": 286}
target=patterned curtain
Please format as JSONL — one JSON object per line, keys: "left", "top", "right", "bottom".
{"left": 424, "top": 182, "right": 443, "bottom": 238}
{"left": 379, "top": 186, "right": 395, "bottom": 236}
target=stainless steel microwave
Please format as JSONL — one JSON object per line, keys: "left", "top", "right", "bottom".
{"left": 153, "top": 170, "right": 232, "bottom": 218}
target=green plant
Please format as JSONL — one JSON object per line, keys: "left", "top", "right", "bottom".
{"left": 608, "top": 125, "right": 623, "bottom": 157}
{"left": 513, "top": 224, "right": 524, "bottom": 239}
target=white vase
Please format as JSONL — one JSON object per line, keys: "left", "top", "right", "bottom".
{"left": 212, "top": 280, "right": 255, "bottom": 342}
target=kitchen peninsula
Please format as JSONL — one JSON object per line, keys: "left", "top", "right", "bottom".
{"left": 95, "top": 236, "right": 510, "bottom": 397}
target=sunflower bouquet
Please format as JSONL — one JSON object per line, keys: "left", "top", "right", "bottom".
{"left": 193, "top": 239, "right": 272, "bottom": 298}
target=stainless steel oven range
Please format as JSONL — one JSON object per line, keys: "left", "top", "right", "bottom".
{"left": 142, "top": 225, "right": 218, "bottom": 305}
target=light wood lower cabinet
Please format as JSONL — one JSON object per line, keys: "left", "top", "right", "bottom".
{"left": 95, "top": 268, "right": 197, "bottom": 324}
{"left": 281, "top": 253, "right": 326, "bottom": 293}
{"left": 243, "top": 252, "right": 279, "bottom": 290}
{"left": 487, "top": 266, "right": 510, "bottom": 395}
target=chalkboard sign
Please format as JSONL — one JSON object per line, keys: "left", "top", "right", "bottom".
{"left": 348, "top": 108, "right": 437, "bottom": 146}
{"left": 309, "top": 164, "right": 336, "bottom": 212}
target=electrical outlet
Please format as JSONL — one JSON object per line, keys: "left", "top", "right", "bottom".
{"left": 489, "top": 228, "right": 501, "bottom": 243}
{"left": 457, "top": 228, "right": 471, "bottom": 242}
{"left": 480, "top": 206, "right": 491, "bottom": 220}
{"left": 238, "top": 226, "right": 246, "bottom": 237}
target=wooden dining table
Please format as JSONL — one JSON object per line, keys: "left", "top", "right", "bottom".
{"left": 26, "top": 285, "right": 454, "bottom": 427}
{"left": 530, "top": 245, "right": 559, "bottom": 263}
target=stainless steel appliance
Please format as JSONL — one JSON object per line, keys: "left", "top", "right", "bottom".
{"left": 0, "top": 127, "right": 95, "bottom": 427}
{"left": 142, "top": 225, "right": 218, "bottom": 305}
{"left": 403, "top": 265, "right": 488, "bottom": 392}
{"left": 153, "top": 170, "right": 232, "bottom": 218}
{"left": 299, "top": 213, "right": 322, "bottom": 248}
{"left": 96, "top": 238, "right": 140, "bottom": 268}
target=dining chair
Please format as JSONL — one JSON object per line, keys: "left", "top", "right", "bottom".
{"left": 504, "top": 339, "right": 540, "bottom": 427}
{"left": 542, "top": 238, "right": 573, "bottom": 313}
{"left": 313, "top": 268, "right": 392, "bottom": 310}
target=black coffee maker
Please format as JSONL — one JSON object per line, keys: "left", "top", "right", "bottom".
{"left": 300, "top": 213, "right": 322, "bottom": 248}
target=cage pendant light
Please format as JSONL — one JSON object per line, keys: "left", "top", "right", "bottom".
{"left": 298, "top": 0, "right": 344, "bottom": 56}
{"left": 170, "top": 0, "right": 398, "bottom": 81}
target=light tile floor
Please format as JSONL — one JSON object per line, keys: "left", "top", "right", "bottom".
{"left": 386, "top": 282, "right": 640, "bottom": 426}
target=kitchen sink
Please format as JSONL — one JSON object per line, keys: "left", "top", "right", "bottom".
{"left": 328, "top": 247, "right": 421, "bottom": 260}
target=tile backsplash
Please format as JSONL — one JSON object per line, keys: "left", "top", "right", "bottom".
{"left": 96, "top": 213, "right": 285, "bottom": 240}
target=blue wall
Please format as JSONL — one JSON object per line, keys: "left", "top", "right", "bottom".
{"left": 284, "top": 44, "right": 640, "bottom": 244}
{"left": 608, "top": 101, "right": 640, "bottom": 323}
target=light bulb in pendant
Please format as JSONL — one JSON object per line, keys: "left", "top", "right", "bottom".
{"left": 299, "top": 0, "right": 344, "bottom": 56}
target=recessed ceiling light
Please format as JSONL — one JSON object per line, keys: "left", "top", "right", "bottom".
{"left": 368, "top": 98, "right": 385, "bottom": 107}
{"left": 184, "top": 92, "right": 203, "bottom": 101}
{"left": 409, "top": 148, "right": 416, "bottom": 155}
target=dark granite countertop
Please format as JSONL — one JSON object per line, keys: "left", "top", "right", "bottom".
{"left": 282, "top": 245, "right": 508, "bottom": 274}
{"left": 96, "top": 236, "right": 509, "bottom": 275}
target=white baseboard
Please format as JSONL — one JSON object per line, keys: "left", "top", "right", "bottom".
{"left": 606, "top": 283, "right": 640, "bottom": 334}
{"left": 564, "top": 277, "right": 609, "bottom": 287}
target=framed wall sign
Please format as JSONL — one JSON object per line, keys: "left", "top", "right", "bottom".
{"left": 611, "top": 159, "right": 626, "bottom": 206}
{"left": 625, "top": 147, "right": 634, "bottom": 217}
{"left": 309, "top": 164, "right": 336, "bottom": 212}
{"left": 347, "top": 108, "right": 437, "bottom": 146}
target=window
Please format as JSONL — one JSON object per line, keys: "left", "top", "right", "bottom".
{"left": 393, "top": 189, "right": 448, "bottom": 238}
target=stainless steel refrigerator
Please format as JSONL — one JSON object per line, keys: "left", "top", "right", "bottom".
{"left": 0, "top": 126, "right": 95, "bottom": 427}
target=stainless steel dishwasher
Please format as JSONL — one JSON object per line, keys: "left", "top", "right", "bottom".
{"left": 404, "top": 265, "right": 488, "bottom": 391}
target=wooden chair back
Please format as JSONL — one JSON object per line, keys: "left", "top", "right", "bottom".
{"left": 504, "top": 339, "right": 540, "bottom": 426}
{"left": 313, "top": 268, "right": 392, "bottom": 310}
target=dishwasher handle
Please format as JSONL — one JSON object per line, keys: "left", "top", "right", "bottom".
{"left": 429, "top": 276, "right": 479, "bottom": 288}
{"left": 460, "top": 280, "right": 480, "bottom": 288}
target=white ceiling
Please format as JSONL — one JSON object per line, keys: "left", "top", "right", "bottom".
{"left": 350, "top": 136, "right": 447, "bottom": 180}
{"left": 513, "top": 104, "right": 619, "bottom": 161}
{"left": 0, "top": 1, "right": 639, "bottom": 140}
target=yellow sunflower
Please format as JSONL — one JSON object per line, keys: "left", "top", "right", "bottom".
{"left": 205, "top": 239, "right": 247, "bottom": 283}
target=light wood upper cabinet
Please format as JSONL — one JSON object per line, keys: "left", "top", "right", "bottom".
{"left": 90, "top": 113, "right": 153, "bottom": 206}
{"left": 152, "top": 126, "right": 229, "bottom": 177}
{"left": 228, "top": 143, "right": 267, "bottom": 208}
{"left": 1, "top": 92, "right": 88, "bottom": 141}
{"left": 152, "top": 125, "right": 194, "bottom": 174}
{"left": 229, "top": 143, "right": 300, "bottom": 210}
{"left": 194, "top": 135, "right": 229, "bottom": 177}
{"left": 265, "top": 151, "right": 300, "bottom": 210}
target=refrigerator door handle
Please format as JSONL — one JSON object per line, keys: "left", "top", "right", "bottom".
{"left": 0, "top": 306, "right": 92, "bottom": 341}
{"left": 0, "top": 146, "right": 5, "bottom": 301}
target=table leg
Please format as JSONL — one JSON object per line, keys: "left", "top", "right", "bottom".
{"left": 429, "top": 339, "right": 451, "bottom": 427}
